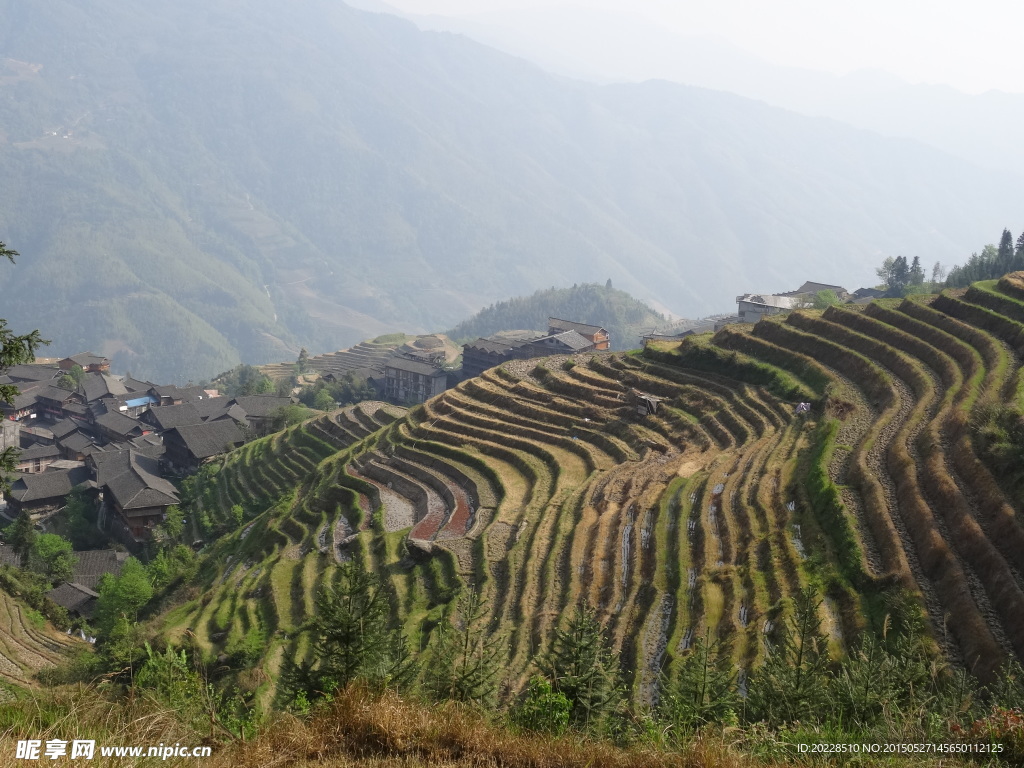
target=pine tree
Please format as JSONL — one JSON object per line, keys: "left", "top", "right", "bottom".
{"left": 537, "top": 605, "right": 620, "bottom": 730}
{"left": 1014, "top": 231, "right": 1024, "bottom": 272}
{"left": 747, "top": 587, "right": 831, "bottom": 725}
{"left": 909, "top": 256, "right": 925, "bottom": 286}
{"left": 998, "top": 229, "right": 1015, "bottom": 275}
{"left": 423, "top": 590, "right": 503, "bottom": 705}
{"left": 283, "top": 563, "right": 409, "bottom": 704}
{"left": 658, "top": 633, "right": 738, "bottom": 737}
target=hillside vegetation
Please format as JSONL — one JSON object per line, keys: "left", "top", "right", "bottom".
{"left": 445, "top": 282, "right": 669, "bottom": 350}
{"left": 0, "top": 588, "right": 79, "bottom": 695}
{"left": 1, "top": 0, "right": 1021, "bottom": 380}
{"left": 155, "top": 275, "right": 1024, "bottom": 724}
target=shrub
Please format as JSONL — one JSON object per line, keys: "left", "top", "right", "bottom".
{"left": 508, "top": 676, "right": 571, "bottom": 736}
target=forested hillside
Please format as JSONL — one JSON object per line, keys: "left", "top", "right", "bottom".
{"left": 0, "top": 1, "right": 1020, "bottom": 381}
{"left": 445, "top": 283, "right": 668, "bottom": 349}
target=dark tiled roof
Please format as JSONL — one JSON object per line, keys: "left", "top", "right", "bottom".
{"left": 69, "top": 549, "right": 128, "bottom": 590}
{"left": 60, "top": 432, "right": 97, "bottom": 453}
{"left": 780, "top": 281, "right": 849, "bottom": 297}
{"left": 63, "top": 353, "right": 108, "bottom": 368}
{"left": 190, "top": 397, "right": 230, "bottom": 418}
{"left": 17, "top": 443, "right": 60, "bottom": 462}
{"left": 47, "top": 582, "right": 99, "bottom": 616}
{"left": 62, "top": 403, "right": 89, "bottom": 417}
{"left": 82, "top": 373, "right": 128, "bottom": 403}
{"left": 463, "top": 336, "right": 533, "bottom": 355}
{"left": 5, "top": 364, "right": 59, "bottom": 383}
{"left": 49, "top": 419, "right": 80, "bottom": 440}
{"left": 548, "top": 317, "right": 607, "bottom": 336}
{"left": 231, "top": 395, "right": 293, "bottom": 417}
{"left": 7, "top": 466, "right": 91, "bottom": 503}
{"left": 168, "top": 421, "right": 245, "bottom": 461}
{"left": 35, "top": 384, "right": 80, "bottom": 405}
{"left": 122, "top": 377, "right": 154, "bottom": 393}
{"left": 91, "top": 449, "right": 178, "bottom": 511}
{"left": 143, "top": 404, "right": 203, "bottom": 430}
{"left": 5, "top": 382, "right": 44, "bottom": 410}
{"left": 128, "top": 434, "right": 165, "bottom": 460}
{"left": 384, "top": 356, "right": 446, "bottom": 377}
{"left": 532, "top": 330, "right": 594, "bottom": 352}
{"left": 176, "top": 386, "right": 212, "bottom": 404}
{"left": 94, "top": 410, "right": 145, "bottom": 438}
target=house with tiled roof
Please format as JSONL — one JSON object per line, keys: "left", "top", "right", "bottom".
{"left": 140, "top": 403, "right": 205, "bottom": 431}
{"left": 59, "top": 430, "right": 100, "bottom": 461}
{"left": 89, "top": 450, "right": 179, "bottom": 541}
{"left": 227, "top": 395, "right": 293, "bottom": 433}
{"left": 35, "top": 385, "right": 86, "bottom": 422}
{"left": 4, "top": 363, "right": 59, "bottom": 383}
{"left": 461, "top": 335, "right": 541, "bottom": 379}
{"left": 163, "top": 420, "right": 245, "bottom": 471}
{"left": 62, "top": 548, "right": 129, "bottom": 590}
{"left": 383, "top": 356, "right": 448, "bottom": 405}
{"left": 526, "top": 329, "right": 596, "bottom": 355}
{"left": 5, "top": 465, "right": 91, "bottom": 518}
{"left": 58, "top": 353, "right": 109, "bottom": 373}
{"left": 548, "top": 317, "right": 610, "bottom": 350}
{"left": 47, "top": 582, "right": 100, "bottom": 618}
{"left": 81, "top": 372, "right": 128, "bottom": 404}
{"left": 15, "top": 443, "right": 60, "bottom": 474}
{"left": 0, "top": 381, "right": 45, "bottom": 421}
{"left": 93, "top": 410, "right": 150, "bottom": 444}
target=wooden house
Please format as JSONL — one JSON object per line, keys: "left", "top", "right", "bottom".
{"left": 58, "top": 353, "right": 109, "bottom": 373}
{"left": 548, "top": 318, "right": 610, "bottom": 350}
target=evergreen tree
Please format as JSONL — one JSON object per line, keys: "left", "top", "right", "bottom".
{"left": 890, "top": 255, "right": 910, "bottom": 294}
{"left": 6, "top": 511, "right": 38, "bottom": 560}
{"left": 1014, "top": 231, "right": 1024, "bottom": 272}
{"left": 998, "top": 229, "right": 1015, "bottom": 274}
{"left": 283, "top": 563, "right": 409, "bottom": 705}
{"left": 909, "top": 256, "right": 925, "bottom": 286}
{"left": 537, "top": 605, "right": 620, "bottom": 730}
{"left": 423, "top": 590, "right": 503, "bottom": 705}
{"left": 658, "top": 634, "right": 738, "bottom": 737}
{"left": 747, "top": 587, "right": 831, "bottom": 725}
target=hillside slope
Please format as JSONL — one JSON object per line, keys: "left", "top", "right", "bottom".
{"left": 0, "top": 588, "right": 80, "bottom": 694}
{"left": 157, "top": 273, "right": 1024, "bottom": 705}
{"left": 0, "top": 1, "right": 1020, "bottom": 381}
{"left": 445, "top": 283, "right": 669, "bottom": 350}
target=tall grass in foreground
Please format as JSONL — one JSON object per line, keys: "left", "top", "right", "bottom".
{"left": 2, "top": 682, "right": 1008, "bottom": 768}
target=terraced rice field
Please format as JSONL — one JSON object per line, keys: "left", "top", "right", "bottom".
{"left": 0, "top": 591, "right": 79, "bottom": 692}
{"left": 170, "top": 276, "right": 1024, "bottom": 703}
{"left": 258, "top": 334, "right": 458, "bottom": 382}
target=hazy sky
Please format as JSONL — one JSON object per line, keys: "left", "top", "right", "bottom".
{"left": 382, "top": 0, "right": 1024, "bottom": 94}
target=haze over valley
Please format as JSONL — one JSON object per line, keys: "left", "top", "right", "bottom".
{"left": 1, "top": 0, "right": 1020, "bottom": 381}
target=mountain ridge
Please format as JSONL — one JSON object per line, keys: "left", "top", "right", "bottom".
{"left": 0, "top": 0, "right": 1019, "bottom": 382}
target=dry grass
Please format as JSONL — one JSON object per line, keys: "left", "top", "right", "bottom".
{"left": 0, "top": 684, "right": 792, "bottom": 768}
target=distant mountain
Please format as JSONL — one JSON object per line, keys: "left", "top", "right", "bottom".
{"left": 388, "top": 4, "right": 1024, "bottom": 175}
{"left": 445, "top": 283, "right": 668, "bottom": 350}
{"left": 0, "top": 0, "right": 1019, "bottom": 382}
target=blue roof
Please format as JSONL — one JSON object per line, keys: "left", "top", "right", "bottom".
{"left": 125, "top": 396, "right": 157, "bottom": 408}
